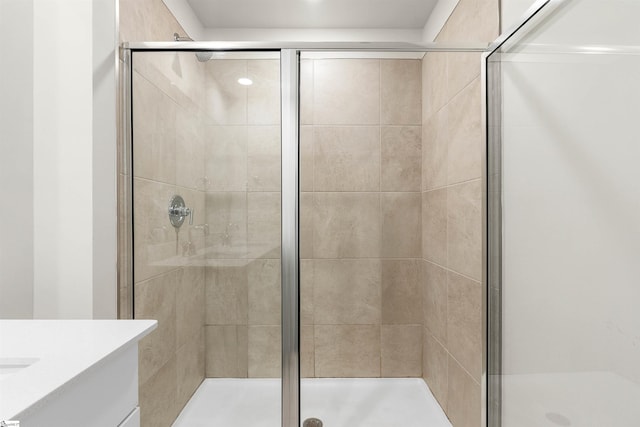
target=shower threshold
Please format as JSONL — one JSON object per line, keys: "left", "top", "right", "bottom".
{"left": 173, "top": 377, "right": 451, "bottom": 427}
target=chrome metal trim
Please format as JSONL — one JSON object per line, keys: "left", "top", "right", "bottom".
{"left": 117, "top": 46, "right": 134, "bottom": 320}
{"left": 122, "top": 40, "right": 488, "bottom": 52}
{"left": 496, "top": 43, "right": 640, "bottom": 56}
{"left": 481, "top": 49, "right": 488, "bottom": 427}
{"left": 486, "top": 0, "right": 569, "bottom": 56}
{"left": 484, "top": 0, "right": 571, "bottom": 426}
{"left": 281, "top": 49, "right": 300, "bottom": 427}
{"left": 484, "top": 50, "right": 503, "bottom": 427}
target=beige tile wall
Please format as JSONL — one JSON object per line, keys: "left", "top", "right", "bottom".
{"left": 118, "top": 0, "right": 186, "bottom": 321}
{"left": 202, "top": 59, "right": 284, "bottom": 379}
{"left": 301, "top": 58, "right": 423, "bottom": 378}
{"left": 118, "top": 3, "right": 205, "bottom": 427}
{"left": 421, "top": 0, "right": 499, "bottom": 426}
{"left": 204, "top": 58, "right": 423, "bottom": 379}
{"left": 120, "top": 3, "right": 495, "bottom": 424}
{"left": 131, "top": 52, "right": 207, "bottom": 427}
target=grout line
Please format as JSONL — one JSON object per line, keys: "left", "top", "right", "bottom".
{"left": 421, "top": 258, "right": 482, "bottom": 285}
{"left": 422, "top": 176, "right": 483, "bottom": 193}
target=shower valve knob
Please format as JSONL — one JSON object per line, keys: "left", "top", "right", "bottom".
{"left": 168, "top": 195, "right": 193, "bottom": 228}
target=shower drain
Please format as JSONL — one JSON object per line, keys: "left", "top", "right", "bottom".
{"left": 303, "top": 418, "right": 323, "bottom": 427}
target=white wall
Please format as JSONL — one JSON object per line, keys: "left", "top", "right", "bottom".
{"left": 502, "top": 52, "right": 640, "bottom": 378}
{"left": 0, "top": 0, "right": 35, "bottom": 319}
{"left": 498, "top": 0, "right": 640, "bottom": 422}
{"left": 500, "top": 0, "right": 538, "bottom": 32}
{"left": 0, "top": 0, "right": 117, "bottom": 319}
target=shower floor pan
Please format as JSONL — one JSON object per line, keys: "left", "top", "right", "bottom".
{"left": 173, "top": 377, "right": 451, "bottom": 427}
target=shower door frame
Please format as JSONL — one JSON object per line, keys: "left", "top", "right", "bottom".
{"left": 119, "top": 41, "right": 488, "bottom": 427}
{"left": 483, "top": 0, "right": 573, "bottom": 426}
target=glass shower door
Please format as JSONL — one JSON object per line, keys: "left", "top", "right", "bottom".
{"left": 487, "top": 0, "right": 640, "bottom": 425}
{"left": 130, "top": 50, "right": 283, "bottom": 427}
{"left": 298, "top": 52, "right": 428, "bottom": 426}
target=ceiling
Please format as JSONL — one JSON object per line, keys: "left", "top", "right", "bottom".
{"left": 185, "top": 0, "right": 440, "bottom": 29}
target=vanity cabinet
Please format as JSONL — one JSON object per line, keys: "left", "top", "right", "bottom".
{"left": 0, "top": 320, "right": 156, "bottom": 427}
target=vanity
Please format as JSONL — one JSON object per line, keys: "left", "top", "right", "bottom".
{"left": 0, "top": 320, "right": 156, "bottom": 427}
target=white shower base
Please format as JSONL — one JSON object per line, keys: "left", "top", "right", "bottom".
{"left": 173, "top": 378, "right": 451, "bottom": 427}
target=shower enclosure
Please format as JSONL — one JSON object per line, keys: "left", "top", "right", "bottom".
{"left": 121, "top": 40, "right": 489, "bottom": 427}
{"left": 486, "top": 0, "right": 640, "bottom": 425}
{"left": 119, "top": 0, "right": 640, "bottom": 426}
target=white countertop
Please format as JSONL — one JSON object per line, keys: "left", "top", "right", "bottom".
{"left": 0, "top": 320, "right": 157, "bottom": 421}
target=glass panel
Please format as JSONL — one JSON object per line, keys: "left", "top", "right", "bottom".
{"left": 299, "top": 53, "right": 448, "bottom": 427}
{"left": 488, "top": 0, "right": 640, "bottom": 425}
{"left": 130, "top": 50, "right": 282, "bottom": 427}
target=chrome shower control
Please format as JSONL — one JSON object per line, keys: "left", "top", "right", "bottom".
{"left": 168, "top": 195, "right": 193, "bottom": 228}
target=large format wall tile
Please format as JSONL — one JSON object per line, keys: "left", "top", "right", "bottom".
{"left": 314, "top": 259, "right": 381, "bottom": 325}
{"left": 133, "top": 178, "right": 180, "bottom": 282}
{"left": 132, "top": 52, "right": 206, "bottom": 113}
{"left": 301, "top": 325, "right": 315, "bottom": 377}
{"left": 422, "top": 189, "right": 448, "bottom": 266}
{"left": 422, "top": 53, "right": 448, "bottom": 117}
{"left": 300, "top": 260, "right": 314, "bottom": 325}
{"left": 176, "top": 330, "right": 205, "bottom": 409}
{"left": 300, "top": 126, "right": 314, "bottom": 192}
{"left": 447, "top": 78, "right": 482, "bottom": 184}
{"left": 247, "top": 126, "right": 281, "bottom": 191}
{"left": 422, "top": 261, "right": 448, "bottom": 345}
{"left": 447, "top": 180, "right": 482, "bottom": 281}
{"left": 315, "top": 325, "right": 381, "bottom": 377}
{"left": 300, "top": 60, "right": 314, "bottom": 125}
{"left": 381, "top": 126, "right": 422, "bottom": 192}
{"left": 381, "top": 259, "right": 421, "bottom": 324}
{"left": 446, "top": 52, "right": 482, "bottom": 100}
{"left": 422, "top": 108, "right": 448, "bottom": 191}
{"left": 204, "top": 192, "right": 248, "bottom": 250}
{"left": 204, "top": 60, "right": 247, "bottom": 125}
{"left": 176, "top": 267, "right": 204, "bottom": 348}
{"left": 133, "top": 72, "right": 177, "bottom": 185}
{"left": 381, "top": 325, "right": 422, "bottom": 377}
{"left": 447, "top": 356, "right": 481, "bottom": 427}
{"left": 382, "top": 192, "right": 421, "bottom": 258}
{"left": 205, "top": 325, "right": 248, "bottom": 377}
{"left": 381, "top": 60, "right": 422, "bottom": 125}
{"left": 247, "top": 192, "right": 281, "bottom": 251}
{"left": 313, "top": 126, "right": 380, "bottom": 191}
{"left": 419, "top": 2, "right": 497, "bottom": 422}
{"left": 205, "top": 126, "right": 247, "bottom": 192}
{"left": 300, "top": 193, "right": 314, "bottom": 259}
{"left": 119, "top": 0, "right": 186, "bottom": 42}
{"left": 313, "top": 59, "right": 380, "bottom": 125}
{"left": 447, "top": 271, "right": 482, "bottom": 381}
{"left": 247, "top": 60, "right": 280, "bottom": 125}
{"left": 313, "top": 192, "right": 381, "bottom": 258}
{"left": 423, "top": 331, "right": 449, "bottom": 411}
{"left": 205, "top": 266, "right": 248, "bottom": 325}
{"left": 139, "top": 357, "right": 178, "bottom": 427}
{"left": 247, "top": 259, "right": 281, "bottom": 325}
{"left": 124, "top": 6, "right": 206, "bottom": 426}
{"left": 176, "top": 108, "right": 205, "bottom": 190}
{"left": 248, "top": 325, "right": 281, "bottom": 378}
{"left": 197, "top": 57, "right": 426, "bottom": 381}
{"left": 135, "top": 271, "right": 177, "bottom": 385}
{"left": 439, "top": 0, "right": 499, "bottom": 44}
